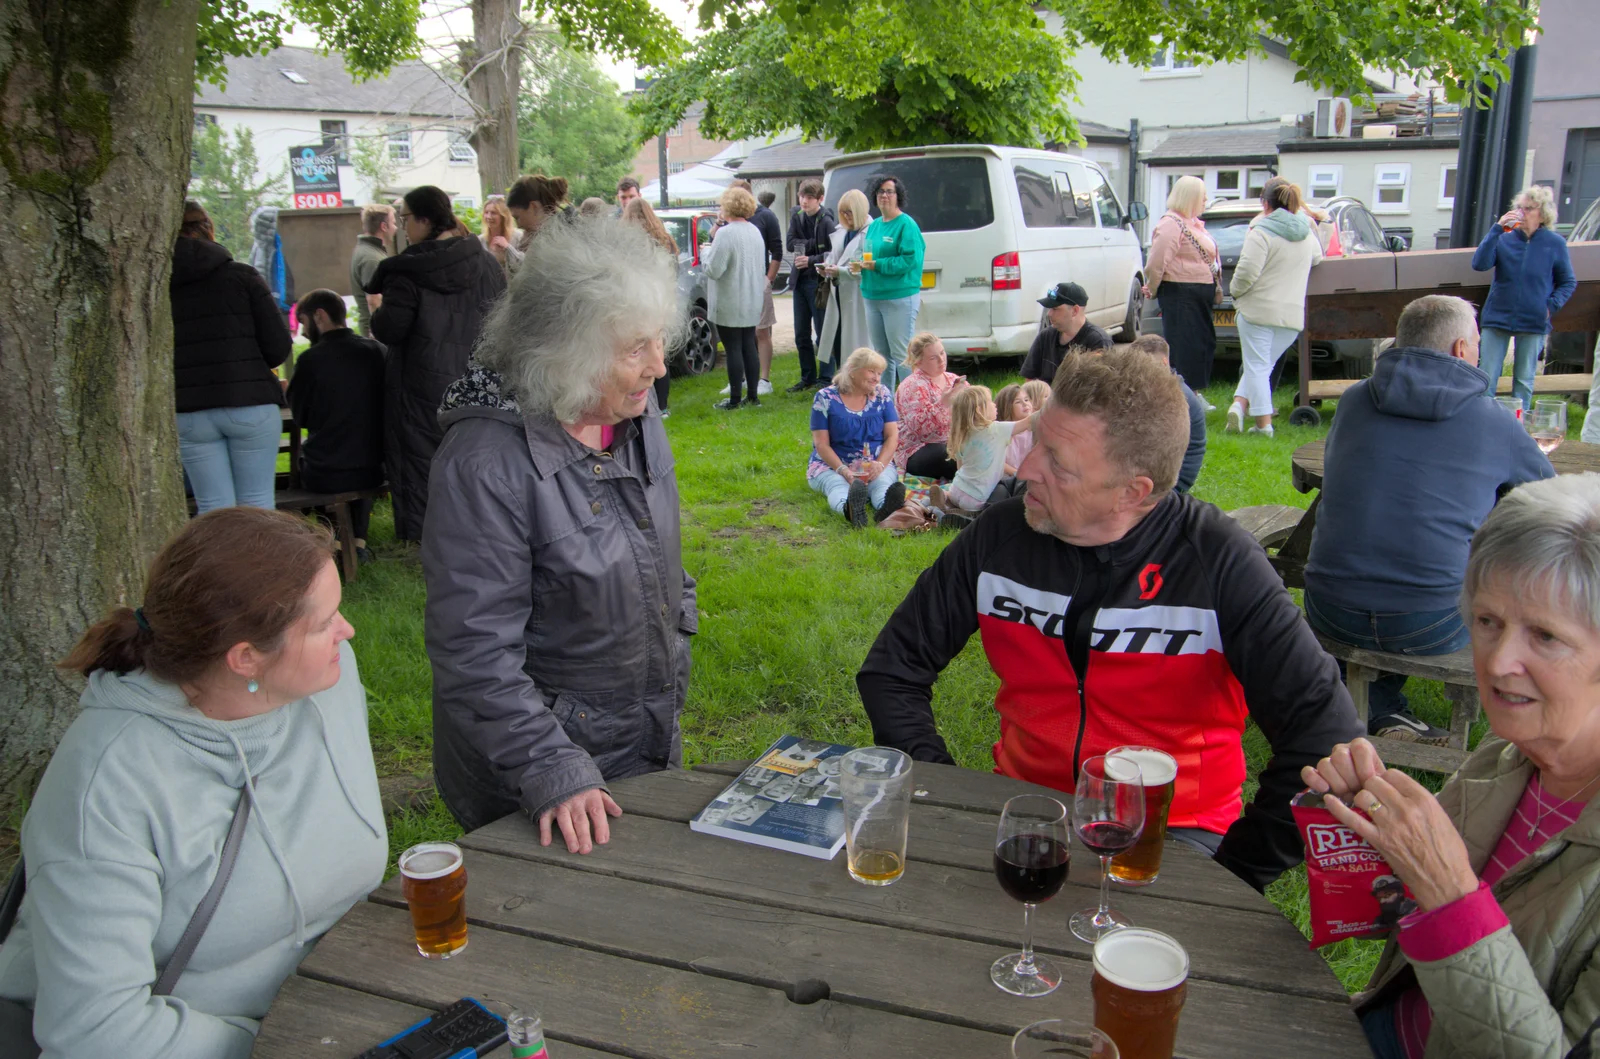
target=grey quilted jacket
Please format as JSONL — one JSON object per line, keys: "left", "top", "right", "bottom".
{"left": 422, "top": 366, "right": 697, "bottom": 832}
{"left": 1357, "top": 738, "right": 1600, "bottom": 1058}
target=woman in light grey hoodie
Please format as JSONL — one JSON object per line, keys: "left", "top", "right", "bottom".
{"left": 0, "top": 508, "right": 386, "bottom": 1058}
{"left": 701, "top": 185, "right": 768, "bottom": 409}
{"left": 1226, "top": 176, "right": 1323, "bottom": 438}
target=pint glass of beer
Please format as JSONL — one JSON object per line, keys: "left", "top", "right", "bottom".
{"left": 840, "top": 747, "right": 912, "bottom": 885}
{"left": 1092, "top": 928, "right": 1188, "bottom": 1059}
{"left": 399, "top": 842, "right": 469, "bottom": 959}
{"left": 1107, "top": 746, "right": 1177, "bottom": 887}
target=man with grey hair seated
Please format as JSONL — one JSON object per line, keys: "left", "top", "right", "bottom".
{"left": 1304, "top": 294, "right": 1552, "bottom": 745}
{"left": 422, "top": 217, "right": 697, "bottom": 854}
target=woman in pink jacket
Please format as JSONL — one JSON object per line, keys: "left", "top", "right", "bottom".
{"left": 1141, "top": 176, "right": 1219, "bottom": 393}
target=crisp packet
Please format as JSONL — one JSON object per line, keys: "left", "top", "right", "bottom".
{"left": 1292, "top": 789, "right": 1418, "bottom": 948}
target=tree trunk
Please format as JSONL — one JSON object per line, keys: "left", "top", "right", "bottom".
{"left": 0, "top": 0, "right": 193, "bottom": 810}
{"left": 463, "top": 0, "right": 527, "bottom": 202}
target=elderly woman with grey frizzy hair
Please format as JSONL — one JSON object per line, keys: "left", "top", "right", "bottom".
{"left": 421, "top": 216, "right": 697, "bottom": 855}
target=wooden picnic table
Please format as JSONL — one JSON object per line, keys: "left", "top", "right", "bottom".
{"left": 255, "top": 761, "right": 1365, "bottom": 1058}
{"left": 1292, "top": 436, "right": 1600, "bottom": 493}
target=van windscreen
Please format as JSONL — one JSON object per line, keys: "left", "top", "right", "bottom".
{"left": 824, "top": 157, "right": 994, "bottom": 232}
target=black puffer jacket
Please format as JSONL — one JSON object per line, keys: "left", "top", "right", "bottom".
{"left": 169, "top": 237, "right": 291, "bottom": 413}
{"left": 366, "top": 235, "right": 505, "bottom": 541}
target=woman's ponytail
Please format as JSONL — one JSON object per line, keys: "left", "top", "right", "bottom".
{"left": 59, "top": 607, "right": 151, "bottom": 677}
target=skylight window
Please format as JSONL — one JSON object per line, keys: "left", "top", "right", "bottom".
{"left": 279, "top": 69, "right": 309, "bottom": 84}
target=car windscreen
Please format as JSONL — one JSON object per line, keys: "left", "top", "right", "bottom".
{"left": 824, "top": 157, "right": 995, "bottom": 232}
{"left": 1204, "top": 215, "right": 1254, "bottom": 258}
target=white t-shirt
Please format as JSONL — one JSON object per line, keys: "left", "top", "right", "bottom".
{"left": 949, "top": 420, "right": 1016, "bottom": 506}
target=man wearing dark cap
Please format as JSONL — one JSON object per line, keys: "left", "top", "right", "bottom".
{"left": 1021, "top": 281, "right": 1113, "bottom": 382}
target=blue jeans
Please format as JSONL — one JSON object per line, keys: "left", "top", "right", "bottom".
{"left": 1479, "top": 327, "right": 1544, "bottom": 410}
{"left": 1303, "top": 589, "right": 1469, "bottom": 720}
{"left": 809, "top": 462, "right": 898, "bottom": 514}
{"left": 866, "top": 294, "right": 920, "bottom": 392}
{"left": 177, "top": 403, "right": 282, "bottom": 512}
{"left": 792, "top": 270, "right": 827, "bottom": 385}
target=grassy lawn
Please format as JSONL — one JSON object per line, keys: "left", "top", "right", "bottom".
{"left": 342, "top": 353, "right": 1590, "bottom": 995}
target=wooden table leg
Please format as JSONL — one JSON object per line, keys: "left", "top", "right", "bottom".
{"left": 334, "top": 502, "right": 358, "bottom": 583}
{"left": 1445, "top": 683, "right": 1480, "bottom": 751}
{"left": 1344, "top": 661, "right": 1373, "bottom": 727}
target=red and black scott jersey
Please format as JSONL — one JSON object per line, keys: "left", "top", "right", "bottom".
{"left": 857, "top": 492, "right": 1361, "bottom": 892}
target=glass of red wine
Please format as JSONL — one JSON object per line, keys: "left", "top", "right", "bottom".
{"left": 1070, "top": 755, "right": 1145, "bottom": 944}
{"left": 992, "top": 794, "right": 1071, "bottom": 996}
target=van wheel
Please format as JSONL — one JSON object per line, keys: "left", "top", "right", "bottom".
{"left": 1115, "top": 280, "right": 1143, "bottom": 343}
{"left": 674, "top": 305, "right": 718, "bottom": 376}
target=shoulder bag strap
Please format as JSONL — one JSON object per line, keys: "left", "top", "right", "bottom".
{"left": 0, "top": 858, "right": 24, "bottom": 944}
{"left": 1176, "top": 217, "right": 1218, "bottom": 275}
{"left": 152, "top": 785, "right": 253, "bottom": 996}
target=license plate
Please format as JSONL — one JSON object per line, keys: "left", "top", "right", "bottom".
{"left": 1213, "top": 310, "right": 1236, "bottom": 326}
{"left": 921, "top": 271, "right": 936, "bottom": 290}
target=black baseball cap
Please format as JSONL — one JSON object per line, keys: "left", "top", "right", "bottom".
{"left": 1038, "top": 282, "right": 1089, "bottom": 308}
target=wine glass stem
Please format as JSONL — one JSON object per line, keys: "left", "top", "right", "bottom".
{"left": 1098, "top": 854, "right": 1113, "bottom": 919}
{"left": 1017, "top": 902, "right": 1037, "bottom": 975}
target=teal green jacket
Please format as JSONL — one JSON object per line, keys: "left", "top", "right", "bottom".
{"left": 860, "top": 213, "right": 926, "bottom": 302}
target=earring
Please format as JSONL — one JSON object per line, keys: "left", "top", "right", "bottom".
{"left": 247, "top": 680, "right": 259, "bottom": 694}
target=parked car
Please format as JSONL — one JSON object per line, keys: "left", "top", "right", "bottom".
{"left": 1548, "top": 195, "right": 1600, "bottom": 371}
{"left": 1144, "top": 196, "right": 1402, "bottom": 378}
{"left": 654, "top": 207, "right": 721, "bottom": 376}
{"left": 821, "top": 145, "right": 1148, "bottom": 357}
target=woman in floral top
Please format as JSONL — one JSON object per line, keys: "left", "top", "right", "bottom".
{"left": 894, "top": 332, "right": 966, "bottom": 479}
{"left": 808, "top": 348, "right": 905, "bottom": 527}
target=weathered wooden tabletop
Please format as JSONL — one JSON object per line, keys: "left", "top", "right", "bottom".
{"left": 1293, "top": 436, "right": 1600, "bottom": 493}
{"left": 255, "top": 761, "right": 1365, "bottom": 1058}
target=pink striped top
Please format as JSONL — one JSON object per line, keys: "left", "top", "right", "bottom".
{"left": 1393, "top": 775, "right": 1586, "bottom": 1057}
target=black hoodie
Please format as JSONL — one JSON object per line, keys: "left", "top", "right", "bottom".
{"left": 169, "top": 237, "right": 291, "bottom": 413}
{"left": 365, "top": 235, "right": 506, "bottom": 541}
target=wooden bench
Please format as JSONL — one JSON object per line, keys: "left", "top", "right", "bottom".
{"left": 1314, "top": 633, "right": 1479, "bottom": 774}
{"left": 1226, "top": 504, "right": 1306, "bottom": 549}
{"left": 274, "top": 486, "right": 387, "bottom": 583}
{"left": 1307, "top": 371, "right": 1593, "bottom": 403}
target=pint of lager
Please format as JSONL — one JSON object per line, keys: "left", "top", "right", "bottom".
{"left": 399, "top": 842, "right": 469, "bottom": 958}
{"left": 1106, "top": 747, "right": 1176, "bottom": 886}
{"left": 1091, "top": 928, "right": 1188, "bottom": 1059}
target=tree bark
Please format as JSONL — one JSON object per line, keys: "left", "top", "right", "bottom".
{"left": 0, "top": 0, "right": 193, "bottom": 809}
{"left": 463, "top": 0, "right": 527, "bottom": 202}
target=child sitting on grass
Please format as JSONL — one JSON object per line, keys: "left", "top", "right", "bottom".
{"left": 930, "top": 385, "right": 1030, "bottom": 520}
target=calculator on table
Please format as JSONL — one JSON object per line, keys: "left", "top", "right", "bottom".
{"left": 354, "top": 997, "right": 508, "bottom": 1059}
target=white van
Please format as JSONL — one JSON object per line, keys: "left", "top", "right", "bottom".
{"left": 822, "top": 145, "right": 1149, "bottom": 355}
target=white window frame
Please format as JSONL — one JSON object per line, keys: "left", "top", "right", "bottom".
{"left": 1438, "top": 163, "right": 1458, "bottom": 209}
{"left": 668, "top": 161, "right": 686, "bottom": 175}
{"left": 1144, "top": 42, "right": 1199, "bottom": 78}
{"left": 387, "top": 124, "right": 412, "bottom": 163}
{"left": 1247, "top": 168, "right": 1272, "bottom": 199}
{"left": 1373, "top": 162, "right": 1411, "bottom": 214}
{"left": 667, "top": 122, "right": 684, "bottom": 138}
{"left": 1307, "top": 164, "right": 1343, "bottom": 202}
{"left": 448, "top": 130, "right": 477, "bottom": 165}
{"left": 1209, "top": 168, "right": 1245, "bottom": 201}
{"left": 451, "top": 195, "right": 476, "bottom": 210}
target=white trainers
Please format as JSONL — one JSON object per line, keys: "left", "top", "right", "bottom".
{"left": 758, "top": 378, "right": 773, "bottom": 396}
{"left": 719, "top": 383, "right": 731, "bottom": 395}
{"left": 1225, "top": 402, "right": 1244, "bottom": 433}
{"left": 1247, "top": 425, "right": 1275, "bottom": 438}
{"left": 1201, "top": 399, "right": 1217, "bottom": 412}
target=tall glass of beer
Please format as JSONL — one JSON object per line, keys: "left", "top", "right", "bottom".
{"left": 1107, "top": 746, "right": 1177, "bottom": 887}
{"left": 1091, "top": 928, "right": 1188, "bottom": 1059}
{"left": 399, "top": 842, "right": 469, "bottom": 959}
{"left": 840, "top": 747, "right": 912, "bottom": 885}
